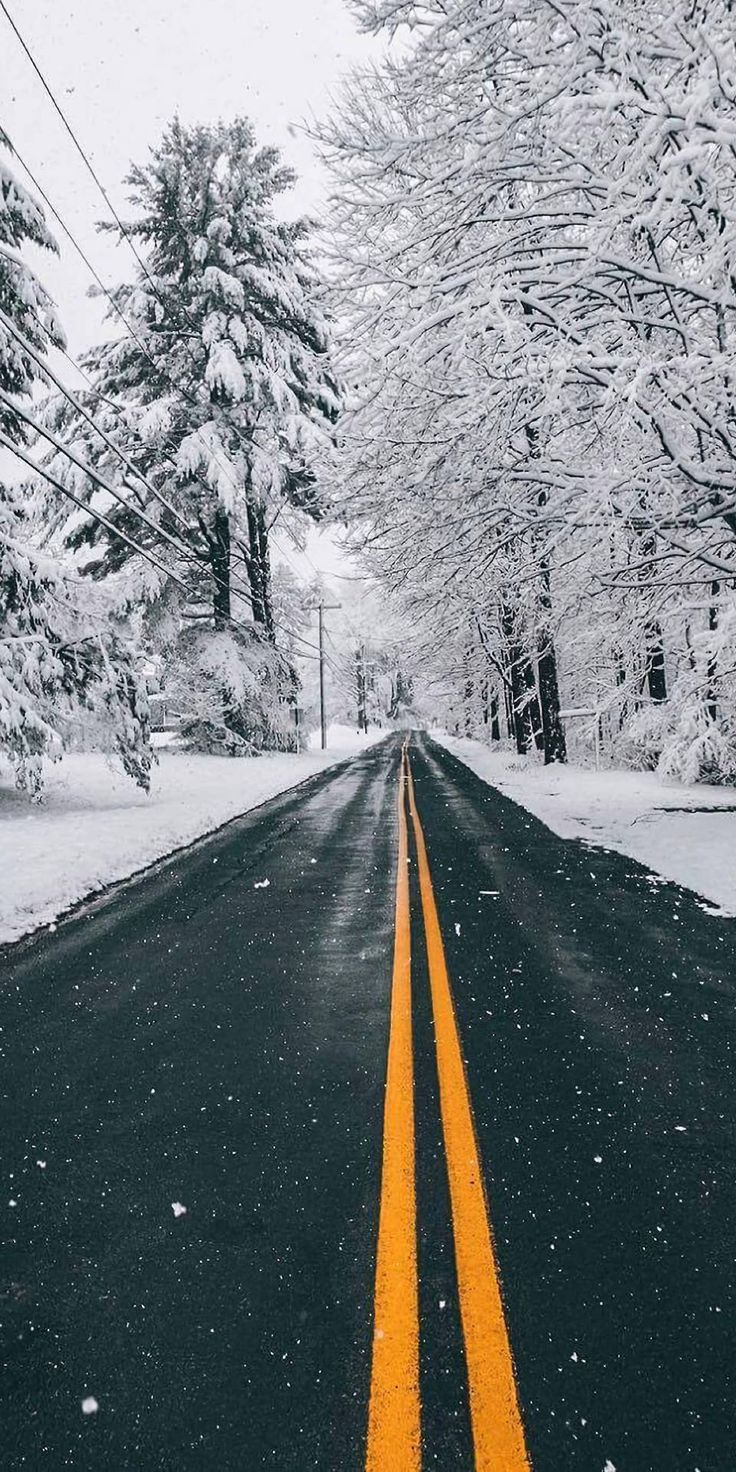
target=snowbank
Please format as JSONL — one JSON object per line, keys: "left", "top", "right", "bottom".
{"left": 433, "top": 732, "right": 736, "bottom": 916}
{"left": 0, "top": 725, "right": 384, "bottom": 945}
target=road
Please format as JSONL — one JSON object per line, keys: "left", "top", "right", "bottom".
{"left": 1, "top": 732, "right": 735, "bottom": 1470}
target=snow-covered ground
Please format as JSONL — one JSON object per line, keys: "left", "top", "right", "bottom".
{"left": 433, "top": 732, "right": 736, "bottom": 916}
{"left": 0, "top": 725, "right": 384, "bottom": 945}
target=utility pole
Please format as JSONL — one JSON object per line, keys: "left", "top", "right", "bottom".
{"left": 356, "top": 644, "right": 368, "bottom": 733}
{"left": 307, "top": 596, "right": 341, "bottom": 749}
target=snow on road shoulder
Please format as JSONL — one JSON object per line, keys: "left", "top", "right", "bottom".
{"left": 433, "top": 731, "right": 736, "bottom": 916}
{"left": 0, "top": 725, "right": 384, "bottom": 945}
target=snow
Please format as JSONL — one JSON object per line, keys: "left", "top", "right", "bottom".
{"left": 434, "top": 733, "right": 736, "bottom": 916}
{"left": 0, "top": 724, "right": 383, "bottom": 945}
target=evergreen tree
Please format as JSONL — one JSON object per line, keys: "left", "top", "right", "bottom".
{"left": 0, "top": 128, "right": 150, "bottom": 797}
{"left": 50, "top": 117, "right": 339, "bottom": 749}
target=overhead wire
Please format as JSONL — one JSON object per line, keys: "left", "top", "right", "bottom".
{"left": 3, "top": 130, "right": 253, "bottom": 521}
{"left": 2, "top": 259, "right": 330, "bottom": 662}
{"left": 0, "top": 304, "right": 193, "bottom": 533}
{"left": 0, "top": 16, "right": 344, "bottom": 671}
{"left": 2, "top": 392, "right": 328, "bottom": 664}
{"left": 0, "top": 0, "right": 187, "bottom": 316}
{"left": 0, "top": 28, "right": 339, "bottom": 571}
{"left": 0, "top": 429, "right": 192, "bottom": 595}
{"left": 0, "top": 16, "right": 297, "bottom": 515}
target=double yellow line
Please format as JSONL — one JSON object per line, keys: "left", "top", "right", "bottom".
{"left": 366, "top": 743, "right": 530, "bottom": 1471}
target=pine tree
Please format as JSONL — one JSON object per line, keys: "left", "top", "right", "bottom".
{"left": 50, "top": 117, "right": 339, "bottom": 749}
{"left": 0, "top": 128, "right": 150, "bottom": 797}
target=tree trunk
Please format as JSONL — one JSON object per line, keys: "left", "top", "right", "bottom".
{"left": 210, "top": 506, "right": 231, "bottom": 630}
{"left": 707, "top": 582, "right": 719, "bottom": 723}
{"left": 209, "top": 508, "right": 244, "bottom": 739}
{"left": 501, "top": 604, "right": 534, "bottom": 753}
{"left": 644, "top": 621, "right": 667, "bottom": 703}
{"left": 246, "top": 501, "right": 275, "bottom": 640}
{"left": 512, "top": 651, "right": 534, "bottom": 754}
{"left": 537, "top": 564, "right": 566, "bottom": 764}
{"left": 615, "top": 649, "right": 628, "bottom": 728}
{"left": 502, "top": 657, "right": 515, "bottom": 740}
{"left": 481, "top": 675, "right": 489, "bottom": 730}
{"left": 389, "top": 671, "right": 404, "bottom": 721}
{"left": 537, "top": 633, "right": 566, "bottom": 762}
{"left": 490, "top": 691, "right": 501, "bottom": 741}
{"left": 356, "top": 647, "right": 368, "bottom": 732}
{"left": 463, "top": 667, "right": 474, "bottom": 736}
{"left": 523, "top": 655, "right": 545, "bottom": 753}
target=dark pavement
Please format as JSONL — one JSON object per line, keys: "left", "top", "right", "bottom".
{"left": 1, "top": 732, "right": 735, "bottom": 1470}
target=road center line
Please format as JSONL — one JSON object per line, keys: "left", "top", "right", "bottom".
{"left": 405, "top": 750, "right": 531, "bottom": 1472}
{"left": 365, "top": 743, "right": 421, "bottom": 1471}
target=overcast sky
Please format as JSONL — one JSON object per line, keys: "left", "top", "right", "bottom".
{"left": 3, "top": 0, "right": 376, "bottom": 352}
{"left": 3, "top": 0, "right": 378, "bottom": 583}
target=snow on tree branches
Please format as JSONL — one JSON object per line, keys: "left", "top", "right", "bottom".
{"left": 322, "top": 0, "right": 736, "bottom": 779}
{"left": 45, "top": 117, "right": 340, "bottom": 751}
{"left": 0, "top": 128, "right": 150, "bottom": 797}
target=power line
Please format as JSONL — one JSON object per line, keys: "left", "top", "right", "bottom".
{"left": 0, "top": 0, "right": 177, "bottom": 312}
{"left": 3, "top": 131, "right": 252, "bottom": 518}
{"left": 4, "top": 128, "right": 334, "bottom": 656}
{"left": 0, "top": 429, "right": 191, "bottom": 595}
{"left": 0, "top": 302, "right": 192, "bottom": 536}
{"left": 0, "top": 388, "right": 226, "bottom": 595}
{"left": 1, "top": 67, "right": 323, "bottom": 554}
{"left": 0, "top": 134, "right": 334, "bottom": 668}
{"left": 0, "top": 309, "right": 267, "bottom": 616}
{"left": 13, "top": 277, "right": 283, "bottom": 598}
{"left": 0, "top": 16, "right": 275, "bottom": 507}
{"left": 1, "top": 303, "right": 332, "bottom": 662}
{"left": 2, "top": 424, "right": 333, "bottom": 672}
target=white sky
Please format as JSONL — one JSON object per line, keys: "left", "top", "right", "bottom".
{"left": 3, "top": 0, "right": 378, "bottom": 583}
{"left": 3, "top": 0, "right": 375, "bottom": 351}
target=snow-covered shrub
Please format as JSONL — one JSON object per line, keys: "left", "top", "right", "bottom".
{"left": 612, "top": 706, "right": 666, "bottom": 773}
{"left": 614, "top": 670, "right": 736, "bottom": 786}
{"left": 166, "top": 625, "right": 298, "bottom": 755}
{"left": 658, "top": 706, "right": 736, "bottom": 787}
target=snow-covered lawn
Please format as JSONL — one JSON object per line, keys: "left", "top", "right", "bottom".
{"left": 0, "top": 725, "right": 384, "bottom": 945}
{"left": 433, "top": 732, "right": 736, "bottom": 916}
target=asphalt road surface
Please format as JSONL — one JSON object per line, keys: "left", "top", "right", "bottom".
{"left": 1, "top": 732, "right": 735, "bottom": 1470}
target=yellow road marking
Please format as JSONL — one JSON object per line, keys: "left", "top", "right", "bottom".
{"left": 405, "top": 751, "right": 530, "bottom": 1472}
{"left": 365, "top": 744, "right": 421, "bottom": 1471}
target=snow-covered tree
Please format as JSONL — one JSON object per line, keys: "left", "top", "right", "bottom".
{"left": 48, "top": 117, "right": 339, "bottom": 749}
{"left": 0, "top": 128, "right": 150, "bottom": 797}
{"left": 320, "top": 0, "right": 736, "bottom": 778}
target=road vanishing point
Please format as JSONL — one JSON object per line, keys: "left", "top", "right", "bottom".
{"left": 2, "top": 733, "right": 735, "bottom": 1470}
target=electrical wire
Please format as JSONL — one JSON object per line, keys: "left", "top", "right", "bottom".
{"left": 3, "top": 138, "right": 332, "bottom": 664}
{"left": 2, "top": 305, "right": 331, "bottom": 662}
{"left": 0, "top": 62, "right": 339, "bottom": 669}
{"left": 0, "top": 428, "right": 191, "bottom": 594}
{"left": 0, "top": 305, "right": 192, "bottom": 533}
{"left": 2, "top": 418, "right": 329, "bottom": 665}
{"left": 3, "top": 130, "right": 253, "bottom": 518}
{"left": 0, "top": 0, "right": 184, "bottom": 315}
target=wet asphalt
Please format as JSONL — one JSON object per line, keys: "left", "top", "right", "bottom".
{"left": 1, "top": 732, "right": 735, "bottom": 1471}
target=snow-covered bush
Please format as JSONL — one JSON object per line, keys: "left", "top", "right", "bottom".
{"left": 167, "top": 625, "right": 298, "bottom": 754}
